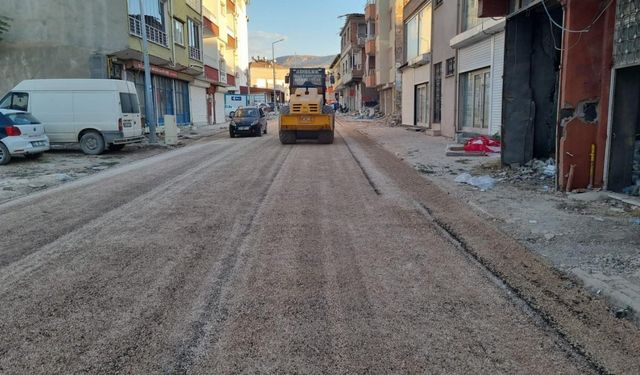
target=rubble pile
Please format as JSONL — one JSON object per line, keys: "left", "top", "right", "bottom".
{"left": 354, "top": 106, "right": 385, "bottom": 120}
{"left": 492, "top": 158, "right": 556, "bottom": 190}
{"left": 623, "top": 140, "right": 640, "bottom": 196}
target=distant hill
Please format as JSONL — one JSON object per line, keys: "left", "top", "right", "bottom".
{"left": 275, "top": 55, "right": 338, "bottom": 68}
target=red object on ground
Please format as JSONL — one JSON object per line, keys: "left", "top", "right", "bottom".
{"left": 464, "top": 136, "right": 501, "bottom": 153}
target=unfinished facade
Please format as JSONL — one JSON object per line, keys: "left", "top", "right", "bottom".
{"left": 481, "top": 0, "right": 617, "bottom": 191}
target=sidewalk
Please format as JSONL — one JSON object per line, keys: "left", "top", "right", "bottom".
{"left": 338, "top": 115, "right": 640, "bottom": 323}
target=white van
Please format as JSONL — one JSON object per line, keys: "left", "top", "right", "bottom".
{"left": 0, "top": 79, "right": 144, "bottom": 155}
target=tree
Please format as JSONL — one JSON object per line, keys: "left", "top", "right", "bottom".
{"left": 0, "top": 16, "right": 11, "bottom": 41}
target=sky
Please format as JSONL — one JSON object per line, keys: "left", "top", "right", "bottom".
{"left": 247, "top": 0, "right": 365, "bottom": 59}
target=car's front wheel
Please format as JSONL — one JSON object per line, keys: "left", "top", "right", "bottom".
{"left": 80, "top": 131, "right": 105, "bottom": 155}
{"left": 230, "top": 131, "right": 236, "bottom": 138}
{"left": 0, "top": 143, "right": 11, "bottom": 165}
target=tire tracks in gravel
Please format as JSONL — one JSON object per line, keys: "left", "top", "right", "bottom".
{"left": 335, "top": 117, "right": 640, "bottom": 374}
{"left": 0, "top": 140, "right": 249, "bottom": 290}
{"left": 167, "top": 143, "right": 294, "bottom": 375}
{"left": 0, "top": 140, "right": 238, "bottom": 269}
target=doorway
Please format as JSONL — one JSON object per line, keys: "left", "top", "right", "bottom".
{"left": 608, "top": 65, "right": 640, "bottom": 193}
{"left": 415, "top": 83, "right": 429, "bottom": 127}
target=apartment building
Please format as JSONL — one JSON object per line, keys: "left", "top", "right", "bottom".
{"left": 202, "top": 0, "right": 250, "bottom": 124}
{"left": 248, "top": 58, "right": 288, "bottom": 104}
{"left": 480, "top": 0, "right": 621, "bottom": 193}
{"left": 0, "top": 0, "right": 206, "bottom": 126}
{"left": 364, "top": 0, "right": 404, "bottom": 116}
{"left": 449, "top": 0, "right": 505, "bottom": 138}
{"left": 430, "top": 0, "right": 457, "bottom": 138}
{"left": 399, "top": 0, "right": 432, "bottom": 127}
{"left": 336, "top": 14, "right": 378, "bottom": 112}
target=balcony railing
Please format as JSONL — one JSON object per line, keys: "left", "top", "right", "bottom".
{"left": 365, "top": 38, "right": 376, "bottom": 56}
{"left": 129, "top": 15, "right": 168, "bottom": 47}
{"left": 189, "top": 46, "right": 202, "bottom": 61}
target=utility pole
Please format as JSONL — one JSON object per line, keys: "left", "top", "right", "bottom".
{"left": 272, "top": 38, "right": 284, "bottom": 111}
{"left": 139, "top": 0, "right": 157, "bottom": 143}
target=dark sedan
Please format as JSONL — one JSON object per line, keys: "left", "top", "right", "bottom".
{"left": 229, "top": 107, "right": 267, "bottom": 138}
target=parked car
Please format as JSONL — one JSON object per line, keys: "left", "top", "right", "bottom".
{"left": 0, "top": 109, "right": 50, "bottom": 165}
{"left": 229, "top": 107, "right": 268, "bottom": 138}
{"left": 0, "top": 79, "right": 144, "bottom": 155}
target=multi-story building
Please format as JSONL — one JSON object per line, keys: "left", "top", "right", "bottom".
{"left": 399, "top": 0, "right": 432, "bottom": 127}
{"left": 336, "top": 14, "right": 377, "bottom": 112}
{"left": 248, "top": 58, "right": 288, "bottom": 104}
{"left": 365, "top": 0, "right": 404, "bottom": 116}
{"left": 0, "top": 0, "right": 249, "bottom": 127}
{"left": 202, "top": 0, "right": 250, "bottom": 124}
{"left": 480, "top": 0, "right": 618, "bottom": 193}
{"left": 449, "top": 0, "right": 505, "bottom": 138}
{"left": 430, "top": 0, "right": 457, "bottom": 138}
{"left": 0, "top": 0, "right": 206, "bottom": 127}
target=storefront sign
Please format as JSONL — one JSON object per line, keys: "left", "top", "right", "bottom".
{"left": 130, "top": 61, "right": 179, "bottom": 79}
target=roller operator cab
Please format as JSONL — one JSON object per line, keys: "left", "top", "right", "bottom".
{"left": 278, "top": 68, "right": 335, "bottom": 144}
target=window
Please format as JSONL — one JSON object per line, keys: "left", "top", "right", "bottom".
{"left": 174, "top": 80, "right": 191, "bottom": 124}
{"left": 0, "top": 92, "right": 29, "bottom": 112}
{"left": 463, "top": 0, "right": 481, "bottom": 31}
{"left": 446, "top": 57, "right": 456, "bottom": 76}
{"left": 405, "top": 3, "right": 432, "bottom": 61}
{"left": 433, "top": 63, "right": 442, "bottom": 123}
{"left": 459, "top": 68, "right": 491, "bottom": 130}
{"left": 174, "top": 19, "right": 184, "bottom": 45}
{"left": 188, "top": 19, "right": 202, "bottom": 60}
{"left": 119, "top": 93, "right": 140, "bottom": 114}
{"left": 415, "top": 83, "right": 429, "bottom": 127}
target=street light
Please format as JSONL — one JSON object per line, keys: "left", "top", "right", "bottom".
{"left": 272, "top": 38, "right": 284, "bottom": 111}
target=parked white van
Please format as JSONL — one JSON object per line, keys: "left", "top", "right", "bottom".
{"left": 0, "top": 79, "right": 144, "bottom": 155}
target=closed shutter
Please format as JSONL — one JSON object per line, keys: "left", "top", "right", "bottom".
{"left": 189, "top": 85, "right": 208, "bottom": 126}
{"left": 490, "top": 32, "right": 505, "bottom": 136}
{"left": 458, "top": 37, "right": 492, "bottom": 73}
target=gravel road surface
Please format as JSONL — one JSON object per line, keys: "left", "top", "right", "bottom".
{"left": 0, "top": 119, "right": 637, "bottom": 374}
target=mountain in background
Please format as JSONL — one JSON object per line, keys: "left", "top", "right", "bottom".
{"left": 275, "top": 55, "right": 338, "bottom": 68}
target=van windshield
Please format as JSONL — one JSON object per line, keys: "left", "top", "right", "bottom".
{"left": 120, "top": 93, "right": 140, "bottom": 114}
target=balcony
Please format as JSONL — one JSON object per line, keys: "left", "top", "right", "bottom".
{"left": 365, "top": 38, "right": 376, "bottom": 56}
{"left": 365, "top": 70, "right": 376, "bottom": 88}
{"left": 365, "top": 1, "right": 376, "bottom": 21}
{"left": 129, "top": 15, "right": 168, "bottom": 47}
{"left": 189, "top": 46, "right": 202, "bottom": 61}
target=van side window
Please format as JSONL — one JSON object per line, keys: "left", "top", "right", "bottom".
{"left": 0, "top": 92, "right": 29, "bottom": 112}
{"left": 119, "top": 93, "right": 140, "bottom": 114}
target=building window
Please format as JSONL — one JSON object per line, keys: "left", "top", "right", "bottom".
{"left": 433, "top": 63, "right": 442, "bottom": 123}
{"left": 128, "top": 0, "right": 167, "bottom": 46}
{"left": 174, "top": 80, "right": 191, "bottom": 124}
{"left": 188, "top": 19, "right": 202, "bottom": 60}
{"left": 463, "top": 0, "right": 481, "bottom": 32}
{"left": 405, "top": 3, "right": 432, "bottom": 61}
{"left": 415, "top": 83, "right": 429, "bottom": 127}
{"left": 459, "top": 68, "right": 491, "bottom": 130}
{"left": 173, "top": 19, "right": 184, "bottom": 45}
{"left": 446, "top": 57, "right": 456, "bottom": 76}
{"left": 220, "top": 58, "right": 227, "bottom": 83}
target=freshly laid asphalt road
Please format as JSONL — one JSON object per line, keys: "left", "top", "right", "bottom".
{"left": 1, "top": 118, "right": 638, "bottom": 374}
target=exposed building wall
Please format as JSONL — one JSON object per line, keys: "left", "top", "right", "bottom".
{"left": 236, "top": 0, "right": 250, "bottom": 90}
{"left": 558, "top": 0, "right": 615, "bottom": 190}
{"left": 0, "top": 0, "right": 129, "bottom": 94}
